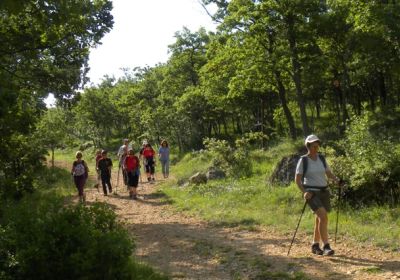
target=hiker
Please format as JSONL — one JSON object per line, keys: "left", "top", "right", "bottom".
{"left": 295, "top": 134, "right": 343, "bottom": 256}
{"left": 139, "top": 140, "right": 147, "bottom": 180}
{"left": 94, "top": 150, "right": 102, "bottom": 190}
{"left": 117, "top": 138, "right": 130, "bottom": 188}
{"left": 71, "top": 151, "right": 89, "bottom": 203}
{"left": 124, "top": 148, "right": 140, "bottom": 199}
{"left": 158, "top": 140, "right": 170, "bottom": 178}
{"left": 97, "top": 150, "right": 113, "bottom": 196}
{"left": 142, "top": 142, "right": 156, "bottom": 181}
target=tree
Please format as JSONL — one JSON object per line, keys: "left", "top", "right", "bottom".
{"left": 0, "top": 0, "right": 113, "bottom": 197}
{"left": 35, "top": 108, "right": 69, "bottom": 167}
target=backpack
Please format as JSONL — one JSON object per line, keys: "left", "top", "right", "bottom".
{"left": 73, "top": 161, "right": 87, "bottom": 176}
{"left": 301, "top": 154, "right": 327, "bottom": 184}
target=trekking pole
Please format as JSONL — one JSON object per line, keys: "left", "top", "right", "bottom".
{"left": 335, "top": 185, "right": 342, "bottom": 244}
{"left": 116, "top": 166, "right": 121, "bottom": 195}
{"left": 287, "top": 200, "right": 308, "bottom": 256}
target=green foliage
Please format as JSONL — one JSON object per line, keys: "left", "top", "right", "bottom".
{"left": 0, "top": 163, "right": 168, "bottom": 280}
{"left": 0, "top": 0, "right": 113, "bottom": 200}
{"left": 331, "top": 112, "right": 400, "bottom": 205}
{"left": 0, "top": 190, "right": 167, "bottom": 280}
{"left": 1, "top": 197, "right": 131, "bottom": 279}
{"left": 204, "top": 137, "right": 252, "bottom": 178}
{"left": 0, "top": 134, "right": 47, "bottom": 200}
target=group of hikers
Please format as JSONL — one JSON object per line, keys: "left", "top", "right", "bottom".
{"left": 71, "top": 134, "right": 344, "bottom": 256}
{"left": 71, "top": 138, "right": 170, "bottom": 201}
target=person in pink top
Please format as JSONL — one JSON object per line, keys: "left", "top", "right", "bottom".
{"left": 142, "top": 143, "right": 156, "bottom": 182}
{"left": 124, "top": 149, "right": 140, "bottom": 199}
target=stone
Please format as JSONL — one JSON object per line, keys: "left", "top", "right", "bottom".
{"left": 206, "top": 166, "right": 226, "bottom": 180}
{"left": 189, "top": 172, "right": 208, "bottom": 185}
{"left": 269, "top": 154, "right": 302, "bottom": 186}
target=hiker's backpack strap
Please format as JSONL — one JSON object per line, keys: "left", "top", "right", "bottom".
{"left": 300, "top": 155, "right": 308, "bottom": 185}
{"left": 301, "top": 154, "right": 327, "bottom": 185}
{"left": 318, "top": 154, "right": 327, "bottom": 170}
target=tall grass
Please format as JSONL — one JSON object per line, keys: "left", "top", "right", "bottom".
{"left": 161, "top": 141, "right": 400, "bottom": 250}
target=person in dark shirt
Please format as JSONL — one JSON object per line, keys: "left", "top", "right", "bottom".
{"left": 94, "top": 150, "right": 102, "bottom": 190}
{"left": 97, "top": 150, "right": 113, "bottom": 195}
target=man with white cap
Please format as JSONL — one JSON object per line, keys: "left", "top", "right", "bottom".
{"left": 295, "top": 134, "right": 343, "bottom": 256}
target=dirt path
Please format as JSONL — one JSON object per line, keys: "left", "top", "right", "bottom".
{"left": 64, "top": 161, "right": 399, "bottom": 280}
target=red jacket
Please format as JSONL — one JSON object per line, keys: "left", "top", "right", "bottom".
{"left": 124, "top": 155, "right": 139, "bottom": 171}
{"left": 143, "top": 147, "right": 155, "bottom": 158}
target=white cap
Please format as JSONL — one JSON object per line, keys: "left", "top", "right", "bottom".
{"left": 305, "top": 134, "right": 320, "bottom": 145}
{"left": 142, "top": 140, "right": 148, "bottom": 145}
{"left": 123, "top": 138, "right": 129, "bottom": 142}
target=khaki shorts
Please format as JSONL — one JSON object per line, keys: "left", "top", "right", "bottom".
{"left": 306, "top": 188, "right": 331, "bottom": 212}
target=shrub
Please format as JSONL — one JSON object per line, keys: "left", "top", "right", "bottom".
{"left": 331, "top": 112, "right": 400, "bottom": 206}
{"left": 204, "top": 137, "right": 252, "bottom": 178}
{"left": 0, "top": 196, "right": 166, "bottom": 279}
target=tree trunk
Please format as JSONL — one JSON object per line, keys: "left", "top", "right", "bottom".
{"left": 51, "top": 147, "right": 55, "bottom": 168}
{"left": 223, "top": 117, "right": 228, "bottom": 135}
{"left": 266, "top": 31, "right": 296, "bottom": 139}
{"left": 286, "top": 15, "right": 309, "bottom": 136}
{"left": 260, "top": 97, "right": 265, "bottom": 149}
{"left": 274, "top": 71, "right": 297, "bottom": 139}
{"left": 377, "top": 71, "right": 387, "bottom": 108}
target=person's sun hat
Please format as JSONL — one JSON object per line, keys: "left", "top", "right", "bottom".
{"left": 305, "top": 134, "right": 320, "bottom": 145}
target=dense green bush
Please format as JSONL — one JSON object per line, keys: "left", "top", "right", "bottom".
{"left": 0, "top": 195, "right": 167, "bottom": 280}
{"left": 0, "top": 134, "right": 48, "bottom": 200}
{"left": 331, "top": 112, "right": 400, "bottom": 206}
{"left": 204, "top": 137, "right": 252, "bottom": 178}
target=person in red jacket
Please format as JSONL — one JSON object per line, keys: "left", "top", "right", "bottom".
{"left": 124, "top": 148, "right": 140, "bottom": 199}
{"left": 142, "top": 143, "right": 156, "bottom": 182}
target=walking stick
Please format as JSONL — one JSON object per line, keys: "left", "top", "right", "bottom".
{"left": 116, "top": 165, "right": 121, "bottom": 195}
{"left": 335, "top": 186, "right": 342, "bottom": 244}
{"left": 287, "top": 200, "right": 308, "bottom": 256}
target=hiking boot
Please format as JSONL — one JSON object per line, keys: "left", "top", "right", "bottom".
{"left": 323, "top": 243, "right": 335, "bottom": 256}
{"left": 311, "top": 243, "right": 323, "bottom": 255}
{"left": 133, "top": 195, "right": 137, "bottom": 200}
{"left": 147, "top": 177, "right": 151, "bottom": 182}
{"left": 152, "top": 177, "right": 155, "bottom": 181}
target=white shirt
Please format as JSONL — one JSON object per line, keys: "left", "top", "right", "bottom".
{"left": 296, "top": 156, "right": 330, "bottom": 187}
{"left": 117, "top": 144, "right": 131, "bottom": 162}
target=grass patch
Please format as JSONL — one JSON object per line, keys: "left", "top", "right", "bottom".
{"left": 160, "top": 141, "right": 400, "bottom": 250}
{"left": 254, "top": 271, "right": 309, "bottom": 280}
{"left": 360, "top": 266, "right": 384, "bottom": 274}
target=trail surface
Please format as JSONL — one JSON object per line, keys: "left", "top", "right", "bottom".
{"left": 62, "top": 160, "right": 399, "bottom": 280}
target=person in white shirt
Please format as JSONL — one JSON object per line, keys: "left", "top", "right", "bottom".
{"left": 117, "top": 138, "right": 130, "bottom": 187}
{"left": 295, "top": 134, "right": 343, "bottom": 256}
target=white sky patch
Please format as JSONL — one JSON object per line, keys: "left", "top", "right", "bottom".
{"left": 86, "top": 0, "right": 217, "bottom": 86}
